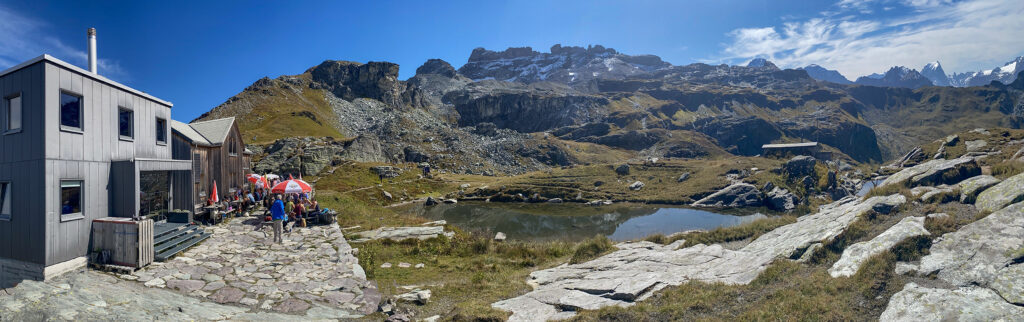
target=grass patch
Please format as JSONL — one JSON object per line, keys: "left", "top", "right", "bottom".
{"left": 991, "top": 160, "right": 1024, "bottom": 179}
{"left": 670, "top": 216, "right": 797, "bottom": 248}
{"left": 570, "top": 235, "right": 616, "bottom": 264}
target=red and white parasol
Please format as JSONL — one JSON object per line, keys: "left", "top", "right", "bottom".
{"left": 270, "top": 179, "right": 312, "bottom": 194}
{"left": 246, "top": 174, "right": 262, "bottom": 183}
{"left": 210, "top": 180, "right": 219, "bottom": 203}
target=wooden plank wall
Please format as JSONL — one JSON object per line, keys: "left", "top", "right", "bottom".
{"left": 90, "top": 218, "right": 152, "bottom": 268}
{"left": 0, "top": 62, "right": 46, "bottom": 265}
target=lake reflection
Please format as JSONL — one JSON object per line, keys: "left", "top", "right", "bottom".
{"left": 404, "top": 202, "right": 767, "bottom": 242}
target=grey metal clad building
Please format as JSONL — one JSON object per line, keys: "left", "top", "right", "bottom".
{"left": 0, "top": 54, "right": 192, "bottom": 286}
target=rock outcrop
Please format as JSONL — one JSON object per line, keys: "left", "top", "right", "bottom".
{"left": 879, "top": 157, "right": 979, "bottom": 188}
{"left": 828, "top": 216, "right": 929, "bottom": 278}
{"left": 493, "top": 195, "right": 906, "bottom": 321}
{"left": 766, "top": 187, "right": 798, "bottom": 211}
{"left": 309, "top": 60, "right": 424, "bottom": 108}
{"left": 691, "top": 183, "right": 764, "bottom": 208}
{"left": 957, "top": 175, "right": 1001, "bottom": 203}
{"left": 880, "top": 283, "right": 1024, "bottom": 321}
{"left": 974, "top": 172, "right": 1024, "bottom": 212}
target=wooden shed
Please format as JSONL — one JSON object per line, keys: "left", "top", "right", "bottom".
{"left": 171, "top": 117, "right": 252, "bottom": 214}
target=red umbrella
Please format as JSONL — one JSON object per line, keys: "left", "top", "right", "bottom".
{"left": 210, "top": 180, "right": 219, "bottom": 203}
{"left": 261, "top": 176, "right": 271, "bottom": 190}
{"left": 270, "top": 179, "right": 313, "bottom": 194}
{"left": 246, "top": 174, "right": 262, "bottom": 183}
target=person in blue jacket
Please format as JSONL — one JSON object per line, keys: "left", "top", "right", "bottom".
{"left": 270, "top": 194, "right": 286, "bottom": 244}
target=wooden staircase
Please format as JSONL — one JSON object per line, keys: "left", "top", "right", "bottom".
{"left": 153, "top": 222, "right": 211, "bottom": 262}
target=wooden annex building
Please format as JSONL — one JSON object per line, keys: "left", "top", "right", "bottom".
{"left": 171, "top": 117, "right": 252, "bottom": 214}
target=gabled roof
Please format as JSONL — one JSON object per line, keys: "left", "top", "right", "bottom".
{"left": 171, "top": 120, "right": 212, "bottom": 146}
{"left": 0, "top": 54, "right": 172, "bottom": 107}
{"left": 762, "top": 142, "right": 820, "bottom": 149}
{"left": 188, "top": 117, "right": 236, "bottom": 145}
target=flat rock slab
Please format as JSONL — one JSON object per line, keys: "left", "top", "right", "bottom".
{"left": 494, "top": 194, "right": 906, "bottom": 321}
{"left": 879, "top": 283, "right": 1024, "bottom": 321}
{"left": 957, "top": 175, "right": 1000, "bottom": 203}
{"left": 829, "top": 216, "right": 929, "bottom": 278}
{"left": 121, "top": 218, "right": 377, "bottom": 317}
{"left": 691, "top": 182, "right": 763, "bottom": 208}
{"left": 354, "top": 226, "right": 448, "bottom": 242}
{"left": 880, "top": 157, "right": 978, "bottom": 188}
{"left": 975, "top": 172, "right": 1024, "bottom": 212}
{"left": 915, "top": 201, "right": 1024, "bottom": 308}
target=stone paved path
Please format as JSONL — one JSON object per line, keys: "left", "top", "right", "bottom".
{"left": 125, "top": 217, "right": 380, "bottom": 317}
{"left": 1, "top": 270, "right": 327, "bottom": 321}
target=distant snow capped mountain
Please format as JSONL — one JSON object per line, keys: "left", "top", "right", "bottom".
{"left": 798, "top": 64, "right": 851, "bottom": 84}
{"left": 854, "top": 66, "right": 933, "bottom": 89}
{"left": 921, "top": 61, "right": 950, "bottom": 86}
{"left": 746, "top": 58, "right": 778, "bottom": 69}
{"left": 457, "top": 44, "right": 672, "bottom": 84}
{"left": 949, "top": 56, "right": 1024, "bottom": 87}
{"left": 865, "top": 73, "right": 885, "bottom": 79}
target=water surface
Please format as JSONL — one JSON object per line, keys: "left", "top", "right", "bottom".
{"left": 403, "top": 202, "right": 767, "bottom": 242}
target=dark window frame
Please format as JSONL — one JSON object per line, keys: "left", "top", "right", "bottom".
{"left": 4, "top": 92, "right": 23, "bottom": 135}
{"left": 118, "top": 106, "right": 134, "bottom": 141}
{"left": 59, "top": 179, "right": 84, "bottom": 222}
{"left": 155, "top": 117, "right": 167, "bottom": 145}
{"left": 0, "top": 181, "right": 11, "bottom": 221}
{"left": 59, "top": 90, "right": 84, "bottom": 133}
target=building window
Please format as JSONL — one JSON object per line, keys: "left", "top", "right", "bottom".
{"left": 60, "top": 91, "right": 83, "bottom": 130}
{"left": 156, "top": 117, "right": 167, "bottom": 144}
{"left": 118, "top": 107, "right": 134, "bottom": 139}
{"left": 5, "top": 93, "right": 21, "bottom": 133}
{"left": 193, "top": 154, "right": 202, "bottom": 183}
{"left": 60, "top": 180, "right": 83, "bottom": 220}
{"left": 229, "top": 141, "right": 238, "bottom": 156}
{"left": 0, "top": 182, "right": 10, "bottom": 220}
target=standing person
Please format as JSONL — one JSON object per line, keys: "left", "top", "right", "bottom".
{"left": 284, "top": 196, "right": 295, "bottom": 232}
{"left": 270, "top": 195, "right": 285, "bottom": 244}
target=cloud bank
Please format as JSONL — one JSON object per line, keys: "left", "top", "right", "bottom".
{"left": 719, "top": 0, "right": 1024, "bottom": 78}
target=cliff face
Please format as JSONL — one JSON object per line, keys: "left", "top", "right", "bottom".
{"left": 308, "top": 60, "right": 425, "bottom": 108}
{"left": 448, "top": 86, "right": 609, "bottom": 132}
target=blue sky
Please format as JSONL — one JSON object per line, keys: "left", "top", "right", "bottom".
{"left": 1, "top": 0, "right": 1022, "bottom": 121}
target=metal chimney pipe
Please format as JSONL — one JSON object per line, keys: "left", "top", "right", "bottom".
{"left": 88, "top": 28, "right": 97, "bottom": 73}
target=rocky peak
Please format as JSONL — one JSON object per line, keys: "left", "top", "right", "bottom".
{"left": 921, "top": 61, "right": 950, "bottom": 86}
{"left": 458, "top": 44, "right": 671, "bottom": 84}
{"left": 799, "top": 64, "right": 852, "bottom": 84}
{"left": 308, "top": 60, "right": 424, "bottom": 108}
{"left": 746, "top": 58, "right": 778, "bottom": 70}
{"left": 415, "top": 59, "right": 457, "bottom": 78}
{"left": 854, "top": 66, "right": 933, "bottom": 89}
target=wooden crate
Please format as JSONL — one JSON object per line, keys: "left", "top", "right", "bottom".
{"left": 91, "top": 218, "right": 154, "bottom": 268}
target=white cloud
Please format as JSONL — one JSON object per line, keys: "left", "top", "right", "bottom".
{"left": 0, "top": 5, "right": 127, "bottom": 79}
{"left": 718, "top": 0, "right": 1024, "bottom": 78}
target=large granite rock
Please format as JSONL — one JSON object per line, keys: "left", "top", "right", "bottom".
{"left": 691, "top": 183, "right": 763, "bottom": 208}
{"left": 957, "top": 175, "right": 1001, "bottom": 203}
{"left": 783, "top": 156, "right": 817, "bottom": 177}
{"left": 975, "top": 172, "right": 1024, "bottom": 213}
{"left": 829, "top": 216, "right": 929, "bottom": 278}
{"left": 879, "top": 283, "right": 1024, "bottom": 321}
{"left": 493, "top": 194, "right": 906, "bottom": 321}
{"left": 879, "top": 157, "right": 979, "bottom": 188}
{"left": 916, "top": 202, "right": 1024, "bottom": 304}
{"left": 766, "top": 187, "right": 798, "bottom": 211}
{"left": 353, "top": 226, "right": 449, "bottom": 242}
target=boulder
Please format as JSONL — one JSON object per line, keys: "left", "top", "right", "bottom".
{"left": 943, "top": 134, "right": 959, "bottom": 146}
{"left": 495, "top": 232, "right": 507, "bottom": 242}
{"left": 424, "top": 197, "right": 439, "bottom": 206}
{"left": 879, "top": 157, "right": 979, "bottom": 188}
{"left": 395, "top": 289, "right": 431, "bottom": 305}
{"left": 880, "top": 283, "right": 1024, "bottom": 321}
{"left": 381, "top": 191, "right": 393, "bottom": 200}
{"left": 766, "top": 187, "right": 798, "bottom": 211}
{"left": 918, "top": 185, "right": 955, "bottom": 203}
{"left": 691, "top": 183, "right": 763, "bottom": 208}
{"left": 677, "top": 172, "right": 691, "bottom": 182}
{"left": 783, "top": 156, "right": 817, "bottom": 177}
{"left": 975, "top": 172, "right": 1024, "bottom": 212}
{"left": 615, "top": 164, "right": 630, "bottom": 175}
{"left": 965, "top": 140, "right": 988, "bottom": 152}
{"left": 956, "top": 175, "right": 1000, "bottom": 203}
{"left": 628, "top": 181, "right": 645, "bottom": 191}
{"left": 546, "top": 198, "right": 563, "bottom": 203}
{"left": 356, "top": 226, "right": 446, "bottom": 242}
{"left": 828, "top": 216, "right": 929, "bottom": 277}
